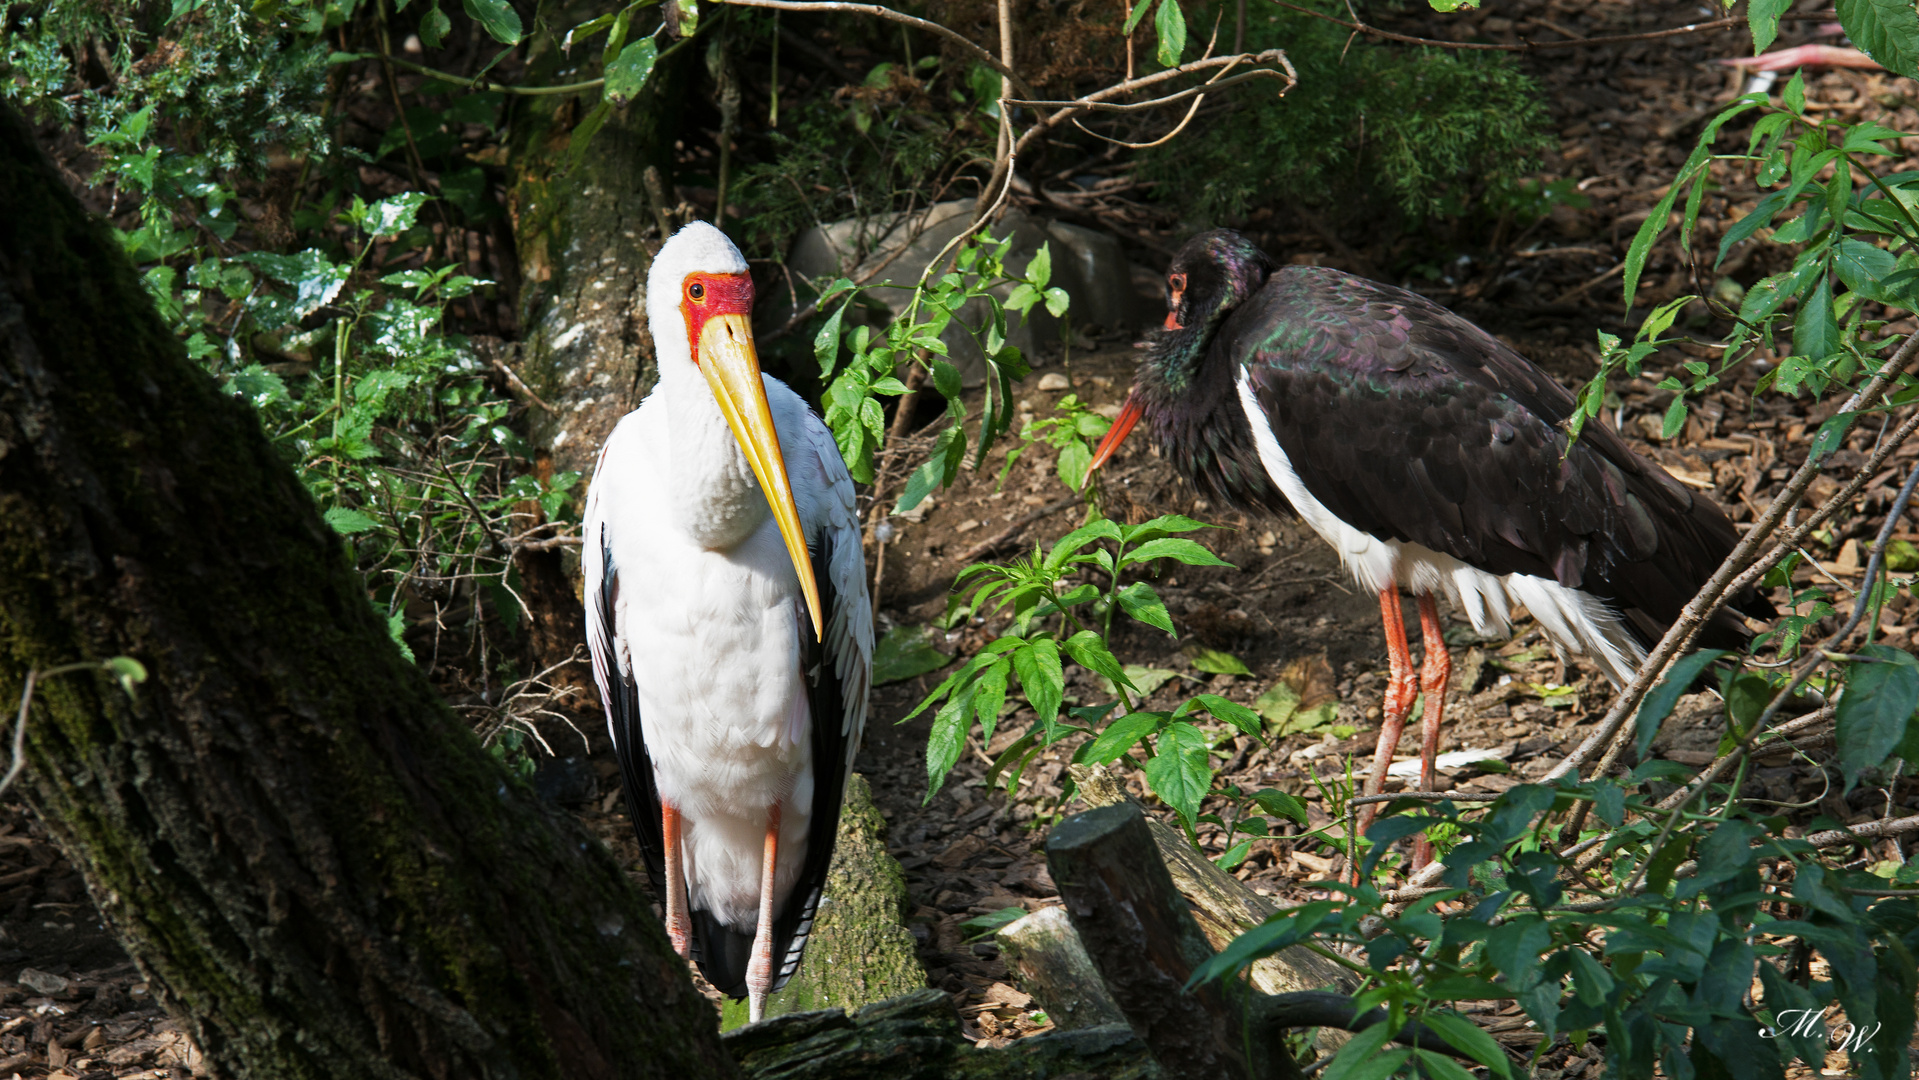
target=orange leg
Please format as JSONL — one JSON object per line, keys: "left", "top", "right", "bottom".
{"left": 1356, "top": 588, "right": 1419, "bottom": 878}
{"left": 662, "top": 802, "right": 690, "bottom": 959}
{"left": 1411, "top": 594, "right": 1451, "bottom": 872}
{"left": 746, "top": 802, "right": 783, "bottom": 1023}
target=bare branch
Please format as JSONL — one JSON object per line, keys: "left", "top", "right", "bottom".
{"left": 713, "top": 0, "right": 1040, "bottom": 101}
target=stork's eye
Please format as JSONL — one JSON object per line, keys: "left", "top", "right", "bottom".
{"left": 688, "top": 281, "right": 706, "bottom": 301}
{"left": 1169, "top": 273, "right": 1186, "bottom": 292}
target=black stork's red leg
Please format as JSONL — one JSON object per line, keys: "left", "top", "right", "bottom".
{"left": 1356, "top": 587, "right": 1419, "bottom": 876}
{"left": 1411, "top": 595, "right": 1451, "bottom": 871}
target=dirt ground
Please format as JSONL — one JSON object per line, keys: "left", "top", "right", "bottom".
{"left": 12, "top": 0, "right": 1919, "bottom": 1075}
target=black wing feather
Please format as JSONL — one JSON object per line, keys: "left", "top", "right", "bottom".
{"left": 1225, "top": 267, "right": 1770, "bottom": 639}
{"left": 596, "top": 538, "right": 668, "bottom": 896}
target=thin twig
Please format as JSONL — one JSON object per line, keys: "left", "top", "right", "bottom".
{"left": 1267, "top": 1, "right": 1748, "bottom": 53}
{"left": 714, "top": 0, "right": 1039, "bottom": 101}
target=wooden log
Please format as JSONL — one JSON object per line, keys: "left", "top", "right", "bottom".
{"left": 723, "top": 988, "right": 1160, "bottom": 1079}
{"left": 995, "top": 906, "right": 1127, "bottom": 1031}
{"left": 1044, "top": 804, "right": 1302, "bottom": 1080}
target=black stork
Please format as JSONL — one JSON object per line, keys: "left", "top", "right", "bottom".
{"left": 1089, "top": 229, "right": 1770, "bottom": 870}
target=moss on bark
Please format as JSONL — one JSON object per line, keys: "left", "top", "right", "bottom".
{"left": 0, "top": 103, "right": 736, "bottom": 1080}
{"left": 723, "top": 774, "right": 924, "bottom": 1028}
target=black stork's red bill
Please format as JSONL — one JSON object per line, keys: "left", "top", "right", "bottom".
{"left": 1090, "top": 229, "right": 1772, "bottom": 869}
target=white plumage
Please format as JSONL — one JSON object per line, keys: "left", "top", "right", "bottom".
{"left": 584, "top": 222, "right": 871, "bottom": 1020}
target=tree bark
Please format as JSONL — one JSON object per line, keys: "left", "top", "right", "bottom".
{"left": 994, "top": 907, "right": 1127, "bottom": 1032}
{"left": 0, "top": 102, "right": 734, "bottom": 1080}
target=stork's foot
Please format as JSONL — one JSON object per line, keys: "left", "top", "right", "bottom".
{"left": 1410, "top": 594, "right": 1451, "bottom": 872}
{"left": 1355, "top": 588, "right": 1419, "bottom": 884}
{"left": 747, "top": 802, "right": 782, "bottom": 1024}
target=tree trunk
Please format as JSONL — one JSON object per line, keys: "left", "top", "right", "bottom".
{"left": 500, "top": 15, "right": 693, "bottom": 691}
{"left": 0, "top": 102, "right": 734, "bottom": 1080}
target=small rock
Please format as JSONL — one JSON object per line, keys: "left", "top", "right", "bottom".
{"left": 17, "top": 968, "right": 68, "bottom": 996}
{"left": 1093, "top": 403, "right": 1122, "bottom": 419}
{"left": 955, "top": 519, "right": 982, "bottom": 534}
{"left": 1036, "top": 372, "right": 1070, "bottom": 392}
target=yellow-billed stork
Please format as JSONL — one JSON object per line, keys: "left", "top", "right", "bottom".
{"left": 584, "top": 221, "right": 871, "bottom": 1021}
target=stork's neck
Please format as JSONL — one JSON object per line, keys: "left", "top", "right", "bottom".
{"left": 659, "top": 366, "right": 771, "bottom": 551}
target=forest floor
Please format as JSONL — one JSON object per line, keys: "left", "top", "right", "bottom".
{"left": 11, "top": 0, "right": 1919, "bottom": 1076}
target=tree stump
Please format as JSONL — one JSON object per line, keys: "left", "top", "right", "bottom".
{"left": 723, "top": 774, "right": 923, "bottom": 1027}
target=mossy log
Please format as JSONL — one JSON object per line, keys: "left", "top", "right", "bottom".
{"left": 0, "top": 103, "right": 733, "bottom": 1080}
{"left": 723, "top": 989, "right": 1159, "bottom": 1080}
{"left": 994, "top": 907, "right": 1127, "bottom": 1032}
{"left": 724, "top": 774, "right": 924, "bottom": 1027}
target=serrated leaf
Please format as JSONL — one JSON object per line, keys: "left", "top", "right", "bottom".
{"left": 1837, "top": 644, "right": 1919, "bottom": 791}
{"left": 1143, "top": 720, "right": 1211, "bottom": 828}
{"left": 925, "top": 689, "right": 971, "bottom": 804}
{"left": 1835, "top": 238, "right": 1898, "bottom": 301}
{"left": 1186, "top": 693, "right": 1262, "bottom": 738}
{"left": 1115, "top": 581, "right": 1174, "bottom": 635}
{"left": 1063, "top": 630, "right": 1133, "bottom": 691}
{"left": 1013, "top": 639, "right": 1065, "bottom": 727}
{"left": 1125, "top": 537, "right": 1233, "bottom": 568}
{"left": 1835, "top": 0, "right": 1919, "bottom": 78}
{"left": 1748, "top": 0, "right": 1791, "bottom": 53}
{"left": 604, "top": 37, "right": 658, "bottom": 105}
{"left": 462, "top": 0, "right": 522, "bottom": 44}
{"left": 1153, "top": 0, "right": 1187, "bottom": 67}
{"left": 1252, "top": 787, "right": 1308, "bottom": 825}
{"left": 1793, "top": 274, "right": 1840, "bottom": 362}
{"left": 324, "top": 507, "right": 381, "bottom": 535}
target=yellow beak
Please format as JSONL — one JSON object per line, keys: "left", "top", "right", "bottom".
{"left": 698, "top": 312, "right": 826, "bottom": 641}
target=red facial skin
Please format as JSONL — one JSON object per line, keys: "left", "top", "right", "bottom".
{"left": 1163, "top": 272, "right": 1187, "bottom": 330}
{"left": 680, "top": 272, "right": 756, "bottom": 365}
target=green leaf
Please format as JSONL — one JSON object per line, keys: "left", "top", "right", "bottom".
{"left": 925, "top": 691, "right": 971, "bottom": 804}
{"left": 1115, "top": 581, "right": 1174, "bottom": 635}
{"left": 1409, "top": 1050, "right": 1482, "bottom": 1080}
{"left": 1153, "top": 0, "right": 1187, "bottom": 67}
{"left": 1123, "top": 0, "right": 1154, "bottom": 34}
{"left": 1636, "top": 650, "right": 1728, "bottom": 757}
{"left": 462, "top": 0, "right": 523, "bottom": 44}
{"left": 102, "top": 656, "right": 148, "bottom": 697}
{"left": 386, "top": 612, "right": 415, "bottom": 664}
{"left": 604, "top": 37, "right": 658, "bottom": 105}
{"left": 1252, "top": 788, "right": 1308, "bottom": 826}
{"left": 1835, "top": 0, "right": 1919, "bottom": 78}
{"left": 420, "top": 4, "right": 452, "bottom": 48}
{"left": 1623, "top": 153, "right": 1702, "bottom": 304}
{"left": 565, "top": 98, "right": 614, "bottom": 173}
{"left": 1748, "top": 0, "right": 1791, "bottom": 53}
{"left": 1321, "top": 1024, "right": 1406, "bottom": 1080}
{"left": 1792, "top": 274, "right": 1840, "bottom": 362}
{"left": 1810, "top": 411, "right": 1857, "bottom": 460}
{"left": 1835, "top": 239, "right": 1899, "bottom": 301}
{"left": 1083, "top": 710, "right": 1165, "bottom": 764}
{"left": 1028, "top": 243, "right": 1052, "bottom": 289}
{"left": 1013, "top": 639, "right": 1065, "bottom": 727}
{"left": 895, "top": 423, "right": 965, "bottom": 514}
{"left": 1215, "top": 838, "right": 1256, "bottom": 871}
{"left": 1837, "top": 644, "right": 1919, "bottom": 791}
{"left": 1188, "top": 647, "right": 1251, "bottom": 676}
{"left": 1645, "top": 833, "right": 1692, "bottom": 893}
{"left": 668, "top": 0, "right": 699, "bottom": 36}
{"left": 1143, "top": 720, "right": 1211, "bottom": 828}
{"left": 1063, "top": 630, "right": 1133, "bottom": 691}
{"left": 1661, "top": 395, "right": 1689, "bottom": 440}
{"left": 1099, "top": 665, "right": 1180, "bottom": 700}
{"left": 1420, "top": 1013, "right": 1513, "bottom": 1079}
{"left": 324, "top": 507, "right": 381, "bottom": 535}
{"left": 959, "top": 906, "right": 1028, "bottom": 941}
{"left": 1186, "top": 693, "right": 1262, "bottom": 738}
{"left": 872, "top": 625, "right": 953, "bottom": 685}
{"left": 1043, "top": 287, "right": 1070, "bottom": 318}
{"left": 1125, "top": 537, "right": 1234, "bottom": 568}
{"left": 1252, "top": 681, "right": 1299, "bottom": 730}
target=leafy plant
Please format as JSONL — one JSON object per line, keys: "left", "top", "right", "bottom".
{"left": 812, "top": 231, "right": 1069, "bottom": 502}
{"left": 909, "top": 514, "right": 1309, "bottom": 845}
{"left": 998, "top": 393, "right": 1112, "bottom": 498}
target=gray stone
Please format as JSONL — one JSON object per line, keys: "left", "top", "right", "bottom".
{"left": 785, "top": 201, "right": 1149, "bottom": 385}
